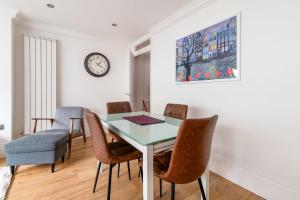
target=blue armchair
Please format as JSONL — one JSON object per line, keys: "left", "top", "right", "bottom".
{"left": 5, "top": 106, "right": 85, "bottom": 175}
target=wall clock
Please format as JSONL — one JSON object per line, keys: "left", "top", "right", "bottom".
{"left": 84, "top": 52, "right": 110, "bottom": 77}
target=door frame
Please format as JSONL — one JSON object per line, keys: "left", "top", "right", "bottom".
{"left": 129, "top": 34, "right": 151, "bottom": 111}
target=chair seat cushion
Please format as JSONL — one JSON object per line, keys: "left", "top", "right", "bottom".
{"left": 109, "top": 142, "right": 136, "bottom": 157}
{"left": 5, "top": 129, "right": 69, "bottom": 154}
{"left": 108, "top": 142, "right": 141, "bottom": 163}
{"left": 153, "top": 150, "right": 172, "bottom": 175}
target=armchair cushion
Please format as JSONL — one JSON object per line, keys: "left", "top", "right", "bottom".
{"left": 51, "top": 107, "right": 84, "bottom": 132}
{"left": 5, "top": 129, "right": 69, "bottom": 154}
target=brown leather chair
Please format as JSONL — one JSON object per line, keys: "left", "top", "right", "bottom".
{"left": 107, "top": 101, "right": 132, "bottom": 143}
{"left": 85, "top": 109, "right": 141, "bottom": 200}
{"left": 140, "top": 115, "right": 218, "bottom": 200}
{"left": 138, "top": 103, "right": 189, "bottom": 178}
{"left": 106, "top": 101, "right": 135, "bottom": 179}
{"left": 164, "top": 103, "right": 188, "bottom": 120}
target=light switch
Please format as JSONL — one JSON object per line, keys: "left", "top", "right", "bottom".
{"left": 0, "top": 124, "right": 4, "bottom": 130}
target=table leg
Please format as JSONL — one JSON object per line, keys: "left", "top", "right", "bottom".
{"left": 142, "top": 145, "right": 154, "bottom": 200}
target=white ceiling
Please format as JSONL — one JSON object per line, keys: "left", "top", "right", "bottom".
{"left": 0, "top": 0, "right": 193, "bottom": 41}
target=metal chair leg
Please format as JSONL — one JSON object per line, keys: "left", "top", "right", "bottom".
{"left": 137, "top": 158, "right": 141, "bottom": 177}
{"left": 171, "top": 183, "right": 175, "bottom": 200}
{"left": 117, "top": 163, "right": 120, "bottom": 178}
{"left": 127, "top": 161, "right": 131, "bottom": 180}
{"left": 107, "top": 164, "right": 113, "bottom": 200}
{"left": 93, "top": 162, "right": 101, "bottom": 193}
{"left": 139, "top": 167, "right": 143, "bottom": 181}
{"left": 159, "top": 179, "right": 163, "bottom": 197}
{"left": 198, "top": 178, "right": 206, "bottom": 200}
{"left": 10, "top": 166, "right": 15, "bottom": 176}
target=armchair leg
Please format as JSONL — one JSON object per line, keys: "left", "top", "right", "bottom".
{"left": 171, "top": 183, "right": 175, "bottom": 200}
{"left": 93, "top": 162, "right": 101, "bottom": 193}
{"left": 61, "top": 154, "right": 65, "bottom": 163}
{"left": 10, "top": 166, "right": 15, "bottom": 176}
{"left": 51, "top": 164, "right": 55, "bottom": 173}
{"left": 107, "top": 164, "right": 113, "bottom": 200}
{"left": 81, "top": 119, "right": 86, "bottom": 143}
{"left": 127, "top": 161, "right": 131, "bottom": 180}
{"left": 82, "top": 134, "right": 86, "bottom": 143}
{"left": 68, "top": 137, "right": 72, "bottom": 159}
{"left": 198, "top": 178, "right": 206, "bottom": 200}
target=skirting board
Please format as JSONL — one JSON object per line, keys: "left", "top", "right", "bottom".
{"left": 210, "top": 154, "right": 300, "bottom": 200}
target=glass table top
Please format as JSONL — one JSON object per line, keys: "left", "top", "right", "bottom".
{"left": 100, "top": 111, "right": 182, "bottom": 146}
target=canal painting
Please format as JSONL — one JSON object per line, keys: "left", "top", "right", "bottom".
{"left": 176, "top": 15, "right": 239, "bottom": 83}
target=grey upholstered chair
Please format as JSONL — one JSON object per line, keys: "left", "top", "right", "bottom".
{"left": 4, "top": 106, "right": 85, "bottom": 175}
{"left": 48, "top": 107, "right": 86, "bottom": 158}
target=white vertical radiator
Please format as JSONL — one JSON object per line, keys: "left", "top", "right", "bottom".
{"left": 24, "top": 35, "right": 57, "bottom": 133}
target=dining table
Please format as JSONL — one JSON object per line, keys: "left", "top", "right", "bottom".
{"left": 100, "top": 111, "right": 209, "bottom": 200}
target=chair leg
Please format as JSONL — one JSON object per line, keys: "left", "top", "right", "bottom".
{"left": 198, "top": 178, "right": 206, "bottom": 200}
{"left": 111, "top": 138, "right": 114, "bottom": 143}
{"left": 107, "top": 164, "right": 113, "bottom": 200}
{"left": 51, "top": 164, "right": 55, "bottom": 173}
{"left": 127, "top": 161, "right": 131, "bottom": 180}
{"left": 10, "top": 166, "right": 15, "bottom": 176}
{"left": 139, "top": 167, "right": 143, "bottom": 181}
{"left": 171, "top": 183, "right": 175, "bottom": 200}
{"left": 81, "top": 119, "right": 86, "bottom": 143}
{"left": 83, "top": 134, "right": 86, "bottom": 143}
{"left": 93, "top": 162, "right": 101, "bottom": 193}
{"left": 68, "top": 137, "right": 72, "bottom": 159}
{"left": 117, "top": 163, "right": 120, "bottom": 178}
{"left": 61, "top": 154, "right": 65, "bottom": 163}
{"left": 138, "top": 156, "right": 143, "bottom": 181}
{"left": 137, "top": 158, "right": 141, "bottom": 177}
{"left": 159, "top": 178, "right": 163, "bottom": 197}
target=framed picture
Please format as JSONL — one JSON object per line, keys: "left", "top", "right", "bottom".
{"left": 176, "top": 14, "right": 240, "bottom": 83}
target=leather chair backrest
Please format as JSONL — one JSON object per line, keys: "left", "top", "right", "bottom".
{"left": 107, "top": 101, "right": 132, "bottom": 114}
{"left": 163, "top": 103, "right": 188, "bottom": 120}
{"left": 164, "top": 115, "right": 218, "bottom": 184}
{"left": 85, "top": 109, "right": 113, "bottom": 164}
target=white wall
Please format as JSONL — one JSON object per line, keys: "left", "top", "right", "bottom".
{"left": 0, "top": 6, "right": 17, "bottom": 154}
{"left": 150, "top": 0, "right": 300, "bottom": 199}
{"left": 14, "top": 22, "right": 130, "bottom": 136}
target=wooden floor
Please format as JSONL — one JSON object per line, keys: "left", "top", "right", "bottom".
{"left": 3, "top": 138, "right": 264, "bottom": 200}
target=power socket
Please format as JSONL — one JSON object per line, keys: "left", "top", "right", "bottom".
{"left": 0, "top": 124, "right": 4, "bottom": 130}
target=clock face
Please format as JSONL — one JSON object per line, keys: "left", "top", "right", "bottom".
{"left": 84, "top": 52, "right": 110, "bottom": 77}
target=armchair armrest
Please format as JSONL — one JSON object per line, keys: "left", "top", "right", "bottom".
{"left": 32, "top": 117, "right": 54, "bottom": 121}
{"left": 32, "top": 118, "right": 54, "bottom": 133}
{"left": 69, "top": 117, "right": 85, "bottom": 120}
